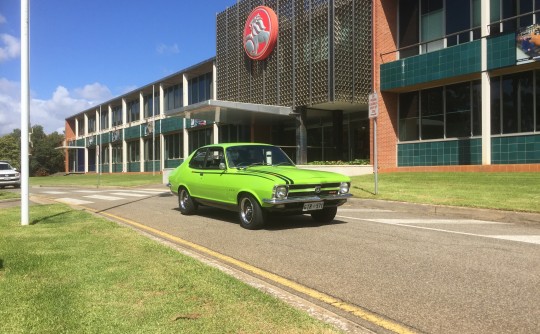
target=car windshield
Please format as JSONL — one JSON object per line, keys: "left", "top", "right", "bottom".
{"left": 0, "top": 163, "right": 12, "bottom": 170}
{"left": 226, "top": 145, "right": 295, "bottom": 168}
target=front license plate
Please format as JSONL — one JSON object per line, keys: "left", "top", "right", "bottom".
{"left": 303, "top": 202, "right": 323, "bottom": 211}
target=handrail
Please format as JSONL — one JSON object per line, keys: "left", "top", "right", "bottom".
{"left": 380, "top": 9, "right": 540, "bottom": 63}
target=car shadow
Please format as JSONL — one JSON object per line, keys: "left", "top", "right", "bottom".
{"left": 172, "top": 206, "right": 347, "bottom": 230}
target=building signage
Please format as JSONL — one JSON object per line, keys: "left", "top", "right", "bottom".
{"left": 243, "top": 6, "right": 278, "bottom": 60}
{"left": 368, "top": 92, "right": 379, "bottom": 118}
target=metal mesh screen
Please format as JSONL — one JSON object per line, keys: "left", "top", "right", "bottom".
{"left": 216, "top": 0, "right": 371, "bottom": 108}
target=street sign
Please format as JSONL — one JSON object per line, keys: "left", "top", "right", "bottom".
{"left": 369, "top": 92, "right": 379, "bottom": 119}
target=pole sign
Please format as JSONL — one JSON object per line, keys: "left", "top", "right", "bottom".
{"left": 369, "top": 92, "right": 379, "bottom": 119}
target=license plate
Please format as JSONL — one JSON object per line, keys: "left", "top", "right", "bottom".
{"left": 4, "top": 177, "right": 9, "bottom": 180}
{"left": 303, "top": 202, "right": 323, "bottom": 211}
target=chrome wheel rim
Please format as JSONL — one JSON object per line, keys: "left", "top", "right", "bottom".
{"left": 179, "top": 189, "right": 189, "bottom": 209}
{"left": 240, "top": 198, "right": 253, "bottom": 224}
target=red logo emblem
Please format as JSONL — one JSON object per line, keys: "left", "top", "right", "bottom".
{"left": 243, "top": 6, "right": 278, "bottom": 60}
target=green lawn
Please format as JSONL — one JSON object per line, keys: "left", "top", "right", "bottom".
{"left": 0, "top": 204, "right": 339, "bottom": 334}
{"left": 350, "top": 172, "right": 540, "bottom": 213}
{"left": 30, "top": 173, "right": 163, "bottom": 187}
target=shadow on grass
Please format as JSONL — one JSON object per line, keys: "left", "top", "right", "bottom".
{"left": 31, "top": 207, "right": 75, "bottom": 225}
{"left": 352, "top": 185, "right": 376, "bottom": 196}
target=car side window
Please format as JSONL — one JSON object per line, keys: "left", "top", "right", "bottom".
{"left": 189, "top": 148, "right": 207, "bottom": 169}
{"left": 204, "top": 148, "right": 224, "bottom": 169}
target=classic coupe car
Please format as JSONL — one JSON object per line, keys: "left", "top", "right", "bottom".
{"left": 168, "top": 143, "right": 352, "bottom": 229}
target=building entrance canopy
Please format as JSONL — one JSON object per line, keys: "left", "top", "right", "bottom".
{"left": 164, "top": 99, "right": 294, "bottom": 124}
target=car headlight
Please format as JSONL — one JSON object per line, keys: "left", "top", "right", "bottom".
{"left": 15, "top": 173, "right": 20, "bottom": 177}
{"left": 274, "top": 185, "right": 288, "bottom": 199}
{"left": 339, "top": 182, "right": 350, "bottom": 194}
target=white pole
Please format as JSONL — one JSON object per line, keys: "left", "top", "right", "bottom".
{"left": 20, "top": 0, "right": 30, "bottom": 226}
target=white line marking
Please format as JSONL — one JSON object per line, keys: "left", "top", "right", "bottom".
{"left": 338, "top": 208, "right": 393, "bottom": 213}
{"left": 367, "top": 218, "right": 508, "bottom": 225}
{"left": 73, "top": 190, "right": 100, "bottom": 193}
{"left": 133, "top": 189, "right": 167, "bottom": 193}
{"left": 337, "top": 215, "right": 540, "bottom": 246}
{"left": 110, "top": 192, "right": 147, "bottom": 197}
{"left": 42, "top": 191, "right": 67, "bottom": 195}
{"left": 56, "top": 198, "right": 94, "bottom": 205}
{"left": 84, "top": 195, "right": 124, "bottom": 201}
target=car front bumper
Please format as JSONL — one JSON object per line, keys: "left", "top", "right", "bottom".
{"left": 0, "top": 177, "right": 21, "bottom": 187}
{"left": 262, "top": 193, "right": 352, "bottom": 205}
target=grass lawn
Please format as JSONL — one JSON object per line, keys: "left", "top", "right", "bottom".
{"left": 0, "top": 189, "right": 20, "bottom": 200}
{"left": 30, "top": 173, "right": 163, "bottom": 187}
{"left": 350, "top": 172, "right": 540, "bottom": 213}
{"left": 0, "top": 204, "right": 339, "bottom": 334}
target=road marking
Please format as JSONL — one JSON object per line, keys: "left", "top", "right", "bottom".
{"left": 338, "top": 216, "right": 540, "bottom": 246}
{"left": 56, "top": 198, "right": 94, "bottom": 205}
{"left": 42, "top": 191, "right": 68, "bottom": 195}
{"left": 90, "top": 210, "right": 417, "bottom": 334}
{"left": 367, "top": 218, "right": 507, "bottom": 225}
{"left": 84, "top": 195, "right": 124, "bottom": 201}
{"left": 73, "top": 190, "right": 100, "bottom": 193}
{"left": 110, "top": 192, "right": 147, "bottom": 197}
{"left": 338, "top": 208, "right": 393, "bottom": 213}
{"left": 490, "top": 235, "right": 540, "bottom": 245}
{"left": 132, "top": 189, "right": 167, "bottom": 193}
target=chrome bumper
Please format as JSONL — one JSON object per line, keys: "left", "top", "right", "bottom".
{"left": 262, "top": 193, "right": 352, "bottom": 205}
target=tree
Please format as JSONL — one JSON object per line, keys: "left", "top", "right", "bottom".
{"left": 0, "top": 125, "right": 65, "bottom": 176}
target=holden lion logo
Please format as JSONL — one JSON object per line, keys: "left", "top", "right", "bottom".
{"left": 243, "top": 6, "right": 278, "bottom": 60}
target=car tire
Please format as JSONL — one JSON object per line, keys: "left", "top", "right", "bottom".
{"left": 239, "top": 194, "right": 266, "bottom": 230}
{"left": 311, "top": 206, "right": 337, "bottom": 223}
{"left": 178, "top": 187, "right": 198, "bottom": 215}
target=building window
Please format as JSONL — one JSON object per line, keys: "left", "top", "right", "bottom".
{"left": 399, "top": 92, "right": 420, "bottom": 141}
{"left": 112, "top": 106, "right": 122, "bottom": 127}
{"left": 77, "top": 118, "right": 84, "bottom": 135}
{"left": 127, "top": 141, "right": 140, "bottom": 162}
{"left": 492, "top": 71, "right": 536, "bottom": 135}
{"left": 188, "top": 72, "right": 212, "bottom": 105}
{"left": 398, "top": 0, "right": 483, "bottom": 59}
{"left": 165, "top": 133, "right": 182, "bottom": 159}
{"left": 399, "top": 81, "right": 482, "bottom": 141}
{"left": 101, "top": 145, "right": 109, "bottom": 164}
{"left": 164, "top": 84, "right": 182, "bottom": 111}
{"left": 144, "top": 93, "right": 160, "bottom": 118}
{"left": 87, "top": 115, "right": 96, "bottom": 134}
{"left": 127, "top": 100, "right": 140, "bottom": 123}
{"left": 490, "top": 0, "right": 539, "bottom": 34}
{"left": 446, "top": 82, "right": 472, "bottom": 138}
{"left": 421, "top": 87, "right": 444, "bottom": 139}
{"left": 188, "top": 127, "right": 213, "bottom": 153}
{"left": 144, "top": 138, "right": 160, "bottom": 161}
{"left": 112, "top": 145, "right": 122, "bottom": 163}
{"left": 100, "top": 110, "right": 109, "bottom": 130}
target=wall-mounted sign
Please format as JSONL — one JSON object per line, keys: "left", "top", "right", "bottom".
{"left": 516, "top": 24, "right": 540, "bottom": 63}
{"left": 243, "top": 6, "right": 278, "bottom": 60}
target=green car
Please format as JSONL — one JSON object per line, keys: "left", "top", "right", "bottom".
{"left": 168, "top": 143, "right": 352, "bottom": 229}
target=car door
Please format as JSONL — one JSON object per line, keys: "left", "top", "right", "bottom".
{"left": 187, "top": 148, "right": 208, "bottom": 198}
{"left": 198, "top": 147, "right": 229, "bottom": 202}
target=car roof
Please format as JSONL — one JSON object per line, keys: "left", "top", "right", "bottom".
{"left": 199, "top": 143, "right": 273, "bottom": 149}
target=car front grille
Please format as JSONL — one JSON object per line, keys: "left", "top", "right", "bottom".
{"left": 287, "top": 183, "right": 341, "bottom": 198}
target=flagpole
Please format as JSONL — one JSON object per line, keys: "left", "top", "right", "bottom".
{"left": 21, "top": 0, "right": 30, "bottom": 226}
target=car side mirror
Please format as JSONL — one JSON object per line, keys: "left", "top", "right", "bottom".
{"left": 219, "top": 162, "right": 226, "bottom": 170}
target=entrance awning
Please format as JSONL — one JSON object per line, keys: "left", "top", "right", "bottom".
{"left": 165, "top": 99, "right": 294, "bottom": 124}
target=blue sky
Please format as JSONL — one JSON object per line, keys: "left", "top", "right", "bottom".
{"left": 0, "top": 0, "right": 237, "bottom": 135}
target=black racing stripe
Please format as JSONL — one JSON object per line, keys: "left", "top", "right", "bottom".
{"left": 249, "top": 170, "right": 295, "bottom": 184}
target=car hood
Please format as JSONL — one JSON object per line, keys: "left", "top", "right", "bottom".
{"left": 238, "top": 166, "right": 349, "bottom": 185}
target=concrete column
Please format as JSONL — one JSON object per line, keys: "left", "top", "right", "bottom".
{"left": 182, "top": 74, "right": 189, "bottom": 157}
{"left": 295, "top": 108, "right": 307, "bottom": 164}
{"left": 140, "top": 137, "right": 144, "bottom": 172}
{"left": 108, "top": 105, "right": 112, "bottom": 130}
{"left": 108, "top": 143, "right": 113, "bottom": 173}
{"left": 75, "top": 118, "right": 79, "bottom": 137}
{"left": 84, "top": 113, "right": 88, "bottom": 136}
{"left": 84, "top": 147, "right": 88, "bottom": 173}
{"left": 122, "top": 131, "right": 127, "bottom": 173}
{"left": 122, "top": 98, "right": 127, "bottom": 125}
{"left": 139, "top": 91, "right": 144, "bottom": 120}
{"left": 160, "top": 133, "right": 165, "bottom": 171}
{"left": 159, "top": 84, "right": 165, "bottom": 116}
{"left": 481, "top": 0, "right": 491, "bottom": 165}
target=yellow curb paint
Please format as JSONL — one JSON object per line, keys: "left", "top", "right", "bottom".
{"left": 96, "top": 209, "right": 417, "bottom": 334}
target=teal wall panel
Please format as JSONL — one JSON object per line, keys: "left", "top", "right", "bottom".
{"left": 165, "top": 159, "right": 183, "bottom": 168}
{"left": 124, "top": 126, "right": 140, "bottom": 140}
{"left": 398, "top": 139, "right": 482, "bottom": 167}
{"left": 161, "top": 118, "right": 184, "bottom": 133}
{"left": 144, "top": 161, "right": 160, "bottom": 172}
{"left": 126, "top": 162, "right": 140, "bottom": 172}
{"left": 487, "top": 33, "right": 516, "bottom": 70}
{"left": 492, "top": 135, "right": 540, "bottom": 164}
{"left": 381, "top": 41, "right": 481, "bottom": 90}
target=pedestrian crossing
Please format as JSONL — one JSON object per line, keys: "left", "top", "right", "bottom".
{"left": 41, "top": 188, "right": 167, "bottom": 206}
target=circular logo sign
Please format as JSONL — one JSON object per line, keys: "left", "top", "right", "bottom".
{"left": 243, "top": 6, "right": 278, "bottom": 60}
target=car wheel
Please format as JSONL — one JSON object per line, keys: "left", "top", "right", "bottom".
{"left": 310, "top": 206, "right": 337, "bottom": 223}
{"left": 178, "top": 187, "right": 198, "bottom": 215}
{"left": 239, "top": 194, "right": 266, "bottom": 230}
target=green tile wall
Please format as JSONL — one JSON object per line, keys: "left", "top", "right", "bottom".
{"left": 124, "top": 126, "right": 140, "bottom": 140}
{"left": 161, "top": 117, "right": 184, "bottom": 133}
{"left": 126, "top": 162, "right": 140, "bottom": 172}
{"left": 487, "top": 33, "right": 516, "bottom": 70}
{"left": 112, "top": 163, "right": 123, "bottom": 173}
{"left": 381, "top": 41, "right": 481, "bottom": 90}
{"left": 398, "top": 139, "right": 482, "bottom": 167}
{"left": 165, "top": 159, "right": 183, "bottom": 168}
{"left": 144, "top": 161, "right": 160, "bottom": 172}
{"left": 76, "top": 139, "right": 85, "bottom": 147}
{"left": 492, "top": 135, "right": 540, "bottom": 164}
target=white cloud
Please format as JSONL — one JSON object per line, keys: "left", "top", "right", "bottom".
{"left": 0, "top": 33, "right": 20, "bottom": 62}
{"left": 156, "top": 43, "right": 179, "bottom": 55}
{"left": 0, "top": 14, "right": 6, "bottom": 24}
{"left": 0, "top": 78, "right": 113, "bottom": 136}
